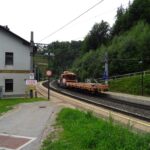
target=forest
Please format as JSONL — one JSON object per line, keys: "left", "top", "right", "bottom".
{"left": 37, "top": 0, "right": 150, "bottom": 81}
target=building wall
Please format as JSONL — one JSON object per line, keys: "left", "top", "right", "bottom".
{"left": 0, "top": 29, "right": 32, "bottom": 97}
{"left": 0, "top": 73, "right": 29, "bottom": 96}
{"left": 0, "top": 30, "right": 31, "bottom": 70}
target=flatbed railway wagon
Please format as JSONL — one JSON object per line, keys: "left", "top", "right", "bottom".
{"left": 58, "top": 71, "right": 108, "bottom": 94}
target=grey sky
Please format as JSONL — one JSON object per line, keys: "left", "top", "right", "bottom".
{"left": 0, "top": 0, "right": 132, "bottom": 43}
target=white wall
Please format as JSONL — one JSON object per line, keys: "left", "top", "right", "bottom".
{"left": 0, "top": 30, "right": 31, "bottom": 70}
{"left": 0, "top": 29, "right": 32, "bottom": 96}
{"left": 0, "top": 73, "right": 29, "bottom": 96}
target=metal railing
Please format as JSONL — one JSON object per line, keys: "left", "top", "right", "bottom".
{"left": 86, "top": 70, "right": 150, "bottom": 83}
{"left": 108, "top": 70, "right": 150, "bottom": 80}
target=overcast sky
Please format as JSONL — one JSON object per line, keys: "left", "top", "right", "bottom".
{"left": 0, "top": 0, "right": 133, "bottom": 44}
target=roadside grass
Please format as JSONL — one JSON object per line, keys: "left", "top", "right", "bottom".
{"left": 41, "top": 108, "right": 150, "bottom": 150}
{"left": 34, "top": 54, "right": 48, "bottom": 78}
{"left": 0, "top": 97, "right": 46, "bottom": 116}
{"left": 109, "top": 74, "right": 150, "bottom": 96}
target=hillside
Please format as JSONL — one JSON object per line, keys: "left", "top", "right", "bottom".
{"left": 35, "top": 0, "right": 150, "bottom": 89}
{"left": 109, "top": 73, "right": 150, "bottom": 96}
{"left": 71, "top": 0, "right": 150, "bottom": 81}
{"left": 72, "top": 21, "right": 150, "bottom": 81}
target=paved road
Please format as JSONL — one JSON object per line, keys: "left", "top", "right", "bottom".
{"left": 0, "top": 101, "right": 60, "bottom": 150}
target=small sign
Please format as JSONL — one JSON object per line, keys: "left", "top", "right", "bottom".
{"left": 26, "top": 79, "right": 37, "bottom": 85}
{"left": 29, "top": 73, "right": 35, "bottom": 80}
{"left": 46, "top": 70, "right": 52, "bottom": 77}
{"left": 102, "top": 71, "right": 108, "bottom": 80}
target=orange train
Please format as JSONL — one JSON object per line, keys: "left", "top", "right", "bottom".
{"left": 58, "top": 71, "right": 108, "bottom": 94}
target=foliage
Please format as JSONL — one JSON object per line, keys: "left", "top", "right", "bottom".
{"left": 47, "top": 41, "right": 82, "bottom": 77}
{"left": 71, "top": 0, "right": 150, "bottom": 80}
{"left": 108, "top": 21, "right": 150, "bottom": 75}
{"left": 34, "top": 41, "right": 82, "bottom": 78}
{"left": 111, "top": 0, "right": 150, "bottom": 36}
{"left": 109, "top": 74, "right": 150, "bottom": 96}
{"left": 41, "top": 108, "right": 150, "bottom": 150}
{"left": 72, "top": 21, "right": 150, "bottom": 80}
{"left": 82, "top": 20, "right": 110, "bottom": 53}
{"left": 34, "top": 54, "right": 48, "bottom": 80}
{"left": 72, "top": 47, "right": 106, "bottom": 81}
{"left": 109, "top": 21, "right": 150, "bottom": 75}
{"left": 35, "top": 0, "right": 150, "bottom": 83}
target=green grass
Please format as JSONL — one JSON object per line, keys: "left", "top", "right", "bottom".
{"left": 34, "top": 54, "right": 48, "bottom": 79}
{"left": 109, "top": 74, "right": 150, "bottom": 96}
{"left": 34, "top": 54, "right": 48, "bottom": 64}
{"left": 0, "top": 98, "right": 46, "bottom": 116}
{"left": 41, "top": 108, "right": 150, "bottom": 150}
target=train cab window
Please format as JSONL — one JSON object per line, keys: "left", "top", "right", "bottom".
{"left": 65, "top": 75, "right": 76, "bottom": 80}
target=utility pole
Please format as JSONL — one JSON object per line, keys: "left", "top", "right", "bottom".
{"left": 104, "top": 52, "right": 109, "bottom": 85}
{"left": 30, "top": 31, "right": 36, "bottom": 76}
{"left": 30, "top": 31, "right": 35, "bottom": 73}
{"left": 48, "top": 52, "right": 50, "bottom": 100}
{"left": 29, "top": 31, "right": 35, "bottom": 98}
{"left": 139, "top": 60, "right": 144, "bottom": 96}
{"left": 141, "top": 69, "right": 144, "bottom": 96}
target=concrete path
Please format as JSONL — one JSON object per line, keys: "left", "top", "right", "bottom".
{"left": 0, "top": 100, "right": 61, "bottom": 150}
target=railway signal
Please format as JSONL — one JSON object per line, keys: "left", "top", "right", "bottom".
{"left": 46, "top": 70, "right": 52, "bottom": 100}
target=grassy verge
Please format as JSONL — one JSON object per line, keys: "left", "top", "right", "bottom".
{"left": 0, "top": 98, "right": 46, "bottom": 116}
{"left": 41, "top": 108, "right": 150, "bottom": 150}
{"left": 34, "top": 54, "right": 48, "bottom": 79}
{"left": 109, "top": 74, "right": 150, "bottom": 96}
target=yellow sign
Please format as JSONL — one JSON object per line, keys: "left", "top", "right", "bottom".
{"left": 27, "top": 85, "right": 36, "bottom": 90}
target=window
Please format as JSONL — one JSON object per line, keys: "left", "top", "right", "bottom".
{"left": 5, "top": 52, "right": 13, "bottom": 65}
{"left": 5, "top": 79, "right": 13, "bottom": 92}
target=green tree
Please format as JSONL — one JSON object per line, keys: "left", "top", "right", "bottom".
{"left": 111, "top": 5, "right": 126, "bottom": 36}
{"left": 46, "top": 41, "right": 82, "bottom": 77}
{"left": 82, "top": 20, "right": 110, "bottom": 52}
{"left": 111, "top": 0, "right": 150, "bottom": 36}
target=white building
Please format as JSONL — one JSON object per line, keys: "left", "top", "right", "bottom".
{"left": 0, "top": 25, "right": 35, "bottom": 97}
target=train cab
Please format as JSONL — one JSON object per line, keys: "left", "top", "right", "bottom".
{"left": 58, "top": 71, "right": 77, "bottom": 87}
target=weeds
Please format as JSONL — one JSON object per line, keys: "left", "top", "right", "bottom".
{"left": 41, "top": 108, "right": 150, "bottom": 150}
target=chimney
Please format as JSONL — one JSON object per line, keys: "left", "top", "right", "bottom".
{"left": 30, "top": 31, "right": 34, "bottom": 46}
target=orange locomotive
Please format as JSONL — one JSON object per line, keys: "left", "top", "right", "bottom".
{"left": 58, "top": 71, "right": 108, "bottom": 94}
{"left": 57, "top": 71, "right": 77, "bottom": 87}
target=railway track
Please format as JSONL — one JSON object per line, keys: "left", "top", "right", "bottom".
{"left": 42, "top": 81, "right": 150, "bottom": 122}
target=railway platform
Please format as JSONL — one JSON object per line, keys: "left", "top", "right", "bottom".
{"left": 37, "top": 82, "right": 150, "bottom": 132}
{"left": 105, "top": 91, "right": 150, "bottom": 106}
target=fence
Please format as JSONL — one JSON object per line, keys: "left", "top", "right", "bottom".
{"left": 85, "top": 70, "right": 150, "bottom": 83}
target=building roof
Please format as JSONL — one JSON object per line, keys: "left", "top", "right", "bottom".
{"left": 0, "top": 25, "right": 31, "bottom": 46}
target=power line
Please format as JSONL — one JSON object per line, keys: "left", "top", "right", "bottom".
{"left": 39, "top": 0, "right": 104, "bottom": 42}
{"left": 51, "top": 4, "right": 130, "bottom": 42}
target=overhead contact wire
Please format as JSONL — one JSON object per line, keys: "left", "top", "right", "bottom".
{"left": 39, "top": 0, "right": 104, "bottom": 42}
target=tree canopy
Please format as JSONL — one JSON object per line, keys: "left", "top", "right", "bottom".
{"left": 82, "top": 20, "right": 110, "bottom": 53}
{"left": 36, "top": 0, "right": 150, "bottom": 81}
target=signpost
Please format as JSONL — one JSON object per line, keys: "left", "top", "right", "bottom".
{"left": 25, "top": 79, "right": 37, "bottom": 98}
{"left": 29, "top": 73, "right": 35, "bottom": 80}
{"left": 46, "top": 70, "right": 52, "bottom": 77}
{"left": 46, "top": 70, "right": 52, "bottom": 100}
{"left": 26, "top": 79, "right": 37, "bottom": 85}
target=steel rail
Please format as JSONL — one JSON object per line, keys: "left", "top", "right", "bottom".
{"left": 43, "top": 81, "right": 150, "bottom": 122}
